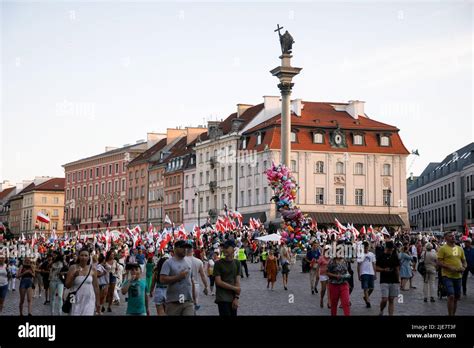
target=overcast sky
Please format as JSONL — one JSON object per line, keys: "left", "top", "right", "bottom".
{"left": 1, "top": 1, "right": 472, "bottom": 185}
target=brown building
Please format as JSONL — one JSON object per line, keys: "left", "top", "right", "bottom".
{"left": 126, "top": 136, "right": 167, "bottom": 229}
{"left": 63, "top": 134, "right": 162, "bottom": 232}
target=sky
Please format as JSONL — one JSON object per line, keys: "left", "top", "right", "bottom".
{"left": 1, "top": 0, "right": 472, "bottom": 185}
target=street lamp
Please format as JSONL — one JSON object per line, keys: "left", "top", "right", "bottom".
{"left": 195, "top": 190, "right": 201, "bottom": 227}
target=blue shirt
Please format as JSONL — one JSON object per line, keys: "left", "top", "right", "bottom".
{"left": 124, "top": 279, "right": 146, "bottom": 314}
{"left": 464, "top": 247, "right": 474, "bottom": 268}
{"left": 136, "top": 254, "right": 145, "bottom": 265}
{"left": 306, "top": 249, "right": 320, "bottom": 262}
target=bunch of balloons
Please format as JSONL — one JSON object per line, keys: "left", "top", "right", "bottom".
{"left": 266, "top": 162, "right": 309, "bottom": 247}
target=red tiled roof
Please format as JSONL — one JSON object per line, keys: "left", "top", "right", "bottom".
{"left": 128, "top": 138, "right": 168, "bottom": 167}
{"left": 0, "top": 187, "right": 15, "bottom": 200}
{"left": 242, "top": 101, "right": 409, "bottom": 155}
{"left": 34, "top": 178, "right": 65, "bottom": 191}
{"left": 22, "top": 178, "right": 65, "bottom": 193}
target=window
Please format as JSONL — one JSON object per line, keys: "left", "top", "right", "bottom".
{"left": 108, "top": 182, "right": 112, "bottom": 193}
{"left": 336, "top": 162, "right": 345, "bottom": 174}
{"left": 206, "top": 171, "right": 210, "bottom": 183}
{"left": 221, "top": 194, "right": 225, "bottom": 209}
{"left": 383, "top": 164, "right": 391, "bottom": 176}
{"left": 255, "top": 188, "right": 260, "bottom": 205}
{"left": 102, "top": 166, "right": 106, "bottom": 176}
{"left": 380, "top": 136, "right": 390, "bottom": 146}
{"left": 199, "top": 153, "right": 203, "bottom": 163}
{"left": 101, "top": 183, "right": 105, "bottom": 195}
{"left": 383, "top": 189, "right": 391, "bottom": 206}
{"left": 221, "top": 167, "right": 225, "bottom": 181}
{"left": 452, "top": 182, "right": 455, "bottom": 197}
{"left": 141, "top": 169, "right": 145, "bottom": 178}
{"left": 121, "top": 179, "right": 125, "bottom": 191}
{"left": 240, "top": 166, "right": 244, "bottom": 178}
{"left": 185, "top": 175, "right": 189, "bottom": 188}
{"left": 264, "top": 187, "right": 268, "bottom": 203}
{"left": 95, "top": 184, "right": 99, "bottom": 196}
{"left": 336, "top": 188, "right": 344, "bottom": 205}
{"left": 355, "top": 162, "right": 364, "bottom": 175}
{"left": 115, "top": 163, "right": 119, "bottom": 174}
{"left": 291, "top": 132, "right": 297, "bottom": 142}
{"left": 257, "top": 133, "right": 262, "bottom": 145}
{"left": 199, "top": 172, "right": 203, "bottom": 185}
{"left": 255, "top": 162, "right": 259, "bottom": 175}
{"left": 83, "top": 170, "right": 87, "bottom": 180}
{"left": 191, "top": 199, "right": 195, "bottom": 213}
{"left": 247, "top": 164, "right": 251, "bottom": 177}
{"left": 353, "top": 134, "right": 363, "bottom": 145}
{"left": 355, "top": 189, "right": 364, "bottom": 206}
{"left": 89, "top": 169, "right": 93, "bottom": 179}
{"left": 185, "top": 200, "right": 188, "bottom": 214}
{"left": 96, "top": 167, "right": 99, "bottom": 178}
{"left": 228, "top": 193, "right": 232, "bottom": 209}
{"left": 42, "top": 197, "right": 47, "bottom": 204}
{"left": 240, "top": 191, "right": 244, "bottom": 207}
{"left": 242, "top": 138, "right": 247, "bottom": 149}
{"left": 315, "top": 161, "right": 324, "bottom": 174}
{"left": 108, "top": 164, "right": 112, "bottom": 175}
{"left": 316, "top": 188, "right": 324, "bottom": 204}
{"left": 248, "top": 189, "right": 252, "bottom": 206}
{"left": 53, "top": 197, "right": 59, "bottom": 204}
{"left": 78, "top": 187, "right": 81, "bottom": 198}
{"left": 291, "top": 160, "right": 297, "bottom": 172}
{"left": 205, "top": 196, "right": 209, "bottom": 211}
{"left": 313, "top": 133, "right": 323, "bottom": 144}
{"left": 191, "top": 174, "right": 195, "bottom": 187}
{"left": 228, "top": 166, "right": 232, "bottom": 179}
{"left": 263, "top": 160, "right": 268, "bottom": 171}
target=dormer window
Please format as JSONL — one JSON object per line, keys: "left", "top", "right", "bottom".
{"left": 353, "top": 134, "right": 363, "bottom": 145}
{"left": 242, "top": 137, "right": 247, "bottom": 149}
{"left": 291, "top": 132, "right": 297, "bottom": 143}
{"left": 257, "top": 132, "right": 263, "bottom": 145}
{"left": 313, "top": 132, "right": 323, "bottom": 144}
{"left": 380, "top": 135, "right": 390, "bottom": 147}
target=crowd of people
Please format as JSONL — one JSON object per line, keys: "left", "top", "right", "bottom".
{"left": 0, "top": 225, "right": 473, "bottom": 317}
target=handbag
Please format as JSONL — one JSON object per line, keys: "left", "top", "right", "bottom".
{"left": 62, "top": 265, "right": 92, "bottom": 314}
{"left": 417, "top": 251, "right": 427, "bottom": 276}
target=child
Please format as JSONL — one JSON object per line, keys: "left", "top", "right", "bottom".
{"left": 121, "top": 264, "right": 149, "bottom": 316}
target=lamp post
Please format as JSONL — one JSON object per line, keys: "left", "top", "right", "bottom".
{"left": 195, "top": 190, "right": 201, "bottom": 227}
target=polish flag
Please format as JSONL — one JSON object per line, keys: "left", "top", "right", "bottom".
{"left": 367, "top": 225, "right": 374, "bottom": 235}
{"left": 360, "top": 226, "right": 366, "bottom": 235}
{"left": 31, "top": 231, "right": 38, "bottom": 248}
{"left": 21, "top": 233, "right": 26, "bottom": 242}
{"left": 148, "top": 223, "right": 154, "bottom": 234}
{"left": 233, "top": 211, "right": 243, "bottom": 228}
{"left": 334, "top": 218, "right": 347, "bottom": 234}
{"left": 164, "top": 214, "right": 172, "bottom": 225}
{"left": 36, "top": 212, "right": 50, "bottom": 224}
{"left": 133, "top": 225, "right": 141, "bottom": 234}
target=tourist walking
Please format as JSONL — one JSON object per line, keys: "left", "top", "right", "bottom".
{"left": 0, "top": 255, "right": 9, "bottom": 312}
{"left": 326, "top": 250, "right": 351, "bottom": 316}
{"left": 357, "top": 241, "right": 376, "bottom": 308}
{"left": 265, "top": 250, "right": 278, "bottom": 290}
{"left": 18, "top": 257, "right": 35, "bottom": 316}
{"left": 214, "top": 240, "right": 241, "bottom": 316}
{"left": 376, "top": 241, "right": 400, "bottom": 316}
{"left": 421, "top": 242, "right": 437, "bottom": 303}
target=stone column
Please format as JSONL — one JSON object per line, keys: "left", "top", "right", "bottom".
{"left": 270, "top": 54, "right": 302, "bottom": 167}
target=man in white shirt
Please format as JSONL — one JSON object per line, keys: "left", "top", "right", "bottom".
{"left": 357, "top": 241, "right": 377, "bottom": 308}
{"left": 184, "top": 244, "right": 209, "bottom": 311}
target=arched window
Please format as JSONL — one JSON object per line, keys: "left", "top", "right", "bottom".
{"left": 355, "top": 162, "right": 364, "bottom": 175}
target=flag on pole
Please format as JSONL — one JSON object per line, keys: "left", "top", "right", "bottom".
{"left": 360, "top": 226, "right": 366, "bottom": 235}
{"left": 36, "top": 212, "right": 50, "bottom": 224}
{"left": 164, "top": 214, "right": 172, "bottom": 225}
{"left": 334, "top": 218, "right": 347, "bottom": 234}
{"left": 381, "top": 227, "right": 390, "bottom": 236}
{"left": 148, "top": 223, "right": 154, "bottom": 234}
{"left": 21, "top": 233, "right": 26, "bottom": 242}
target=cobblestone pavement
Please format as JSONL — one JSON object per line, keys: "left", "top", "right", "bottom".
{"left": 2, "top": 262, "right": 473, "bottom": 316}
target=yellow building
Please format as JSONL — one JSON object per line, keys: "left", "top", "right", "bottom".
{"left": 20, "top": 178, "right": 65, "bottom": 237}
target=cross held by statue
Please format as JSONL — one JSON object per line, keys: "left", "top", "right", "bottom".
{"left": 274, "top": 24, "right": 284, "bottom": 34}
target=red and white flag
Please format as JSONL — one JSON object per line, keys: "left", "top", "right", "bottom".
{"left": 164, "top": 214, "right": 172, "bottom": 225}
{"left": 148, "top": 223, "right": 154, "bottom": 234}
{"left": 360, "top": 226, "right": 366, "bottom": 235}
{"left": 334, "top": 218, "right": 347, "bottom": 234}
{"left": 133, "top": 225, "right": 141, "bottom": 234}
{"left": 233, "top": 211, "right": 243, "bottom": 228}
{"left": 36, "top": 212, "right": 50, "bottom": 224}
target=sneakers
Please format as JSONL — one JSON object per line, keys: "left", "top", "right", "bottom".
{"left": 107, "top": 307, "right": 112, "bottom": 313}
{"left": 424, "top": 298, "right": 428, "bottom": 302}
{"left": 194, "top": 305, "right": 201, "bottom": 311}
{"left": 101, "top": 306, "right": 105, "bottom": 313}
{"left": 430, "top": 297, "right": 435, "bottom": 303}
{"left": 311, "top": 290, "right": 315, "bottom": 295}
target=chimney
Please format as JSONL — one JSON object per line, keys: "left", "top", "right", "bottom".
{"left": 166, "top": 128, "right": 187, "bottom": 145}
{"left": 185, "top": 127, "right": 207, "bottom": 145}
{"left": 346, "top": 100, "right": 365, "bottom": 119}
{"left": 237, "top": 104, "right": 253, "bottom": 117}
{"left": 146, "top": 132, "right": 166, "bottom": 149}
{"left": 207, "top": 121, "right": 222, "bottom": 139}
{"left": 263, "top": 96, "right": 281, "bottom": 118}
{"left": 291, "top": 99, "right": 303, "bottom": 117}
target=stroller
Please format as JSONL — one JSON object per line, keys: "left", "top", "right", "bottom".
{"left": 437, "top": 268, "right": 448, "bottom": 299}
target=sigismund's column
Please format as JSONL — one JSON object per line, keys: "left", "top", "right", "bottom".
{"left": 270, "top": 25, "right": 302, "bottom": 167}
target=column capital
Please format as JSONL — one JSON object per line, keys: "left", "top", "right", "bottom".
{"left": 278, "top": 82, "right": 294, "bottom": 95}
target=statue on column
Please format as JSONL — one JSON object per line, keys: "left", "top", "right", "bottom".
{"left": 275, "top": 24, "right": 295, "bottom": 54}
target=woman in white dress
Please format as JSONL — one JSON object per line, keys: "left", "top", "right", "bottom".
{"left": 65, "top": 248, "right": 100, "bottom": 316}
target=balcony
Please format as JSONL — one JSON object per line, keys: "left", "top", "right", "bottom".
{"left": 209, "top": 181, "right": 217, "bottom": 193}
{"left": 209, "top": 156, "right": 217, "bottom": 169}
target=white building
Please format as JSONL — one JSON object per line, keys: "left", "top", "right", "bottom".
{"left": 183, "top": 96, "right": 410, "bottom": 229}
{"left": 408, "top": 143, "right": 474, "bottom": 232}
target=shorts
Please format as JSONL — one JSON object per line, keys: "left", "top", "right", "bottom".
{"left": 209, "top": 275, "right": 215, "bottom": 288}
{"left": 319, "top": 275, "right": 329, "bottom": 282}
{"left": 442, "top": 277, "right": 461, "bottom": 299}
{"left": 282, "top": 263, "right": 290, "bottom": 274}
{"left": 0, "top": 284, "right": 8, "bottom": 299}
{"left": 361, "top": 274, "right": 375, "bottom": 290}
{"left": 20, "top": 278, "right": 33, "bottom": 289}
{"left": 153, "top": 287, "right": 167, "bottom": 305}
{"left": 380, "top": 283, "right": 399, "bottom": 298}
{"left": 42, "top": 276, "right": 50, "bottom": 289}
{"left": 109, "top": 274, "right": 117, "bottom": 284}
